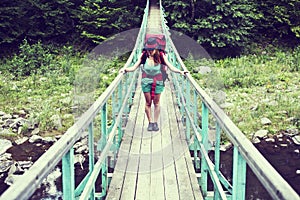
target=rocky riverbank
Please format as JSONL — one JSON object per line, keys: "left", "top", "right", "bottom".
{"left": 0, "top": 109, "right": 90, "bottom": 198}
{"left": 0, "top": 109, "right": 299, "bottom": 199}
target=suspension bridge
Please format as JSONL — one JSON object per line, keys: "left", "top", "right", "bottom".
{"left": 1, "top": 0, "right": 299, "bottom": 199}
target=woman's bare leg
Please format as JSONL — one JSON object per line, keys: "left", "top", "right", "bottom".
{"left": 153, "top": 93, "right": 161, "bottom": 122}
{"left": 144, "top": 92, "right": 152, "bottom": 123}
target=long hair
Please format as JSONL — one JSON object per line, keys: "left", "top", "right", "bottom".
{"left": 147, "top": 49, "right": 161, "bottom": 64}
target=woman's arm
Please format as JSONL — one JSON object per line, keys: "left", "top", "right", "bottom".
{"left": 162, "top": 54, "right": 188, "bottom": 75}
{"left": 120, "top": 53, "right": 143, "bottom": 73}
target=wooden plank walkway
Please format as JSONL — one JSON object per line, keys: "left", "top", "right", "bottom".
{"left": 146, "top": 4, "right": 163, "bottom": 34}
{"left": 106, "top": 79, "right": 203, "bottom": 200}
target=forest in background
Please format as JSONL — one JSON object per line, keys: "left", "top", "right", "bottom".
{"left": 1, "top": 0, "right": 300, "bottom": 57}
{"left": 0, "top": 0, "right": 299, "bottom": 137}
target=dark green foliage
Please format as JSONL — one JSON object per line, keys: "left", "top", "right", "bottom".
{"left": 0, "top": 0, "right": 299, "bottom": 59}
{"left": 163, "top": 0, "right": 261, "bottom": 56}
{"left": 162, "top": 0, "right": 300, "bottom": 56}
{"left": 2, "top": 40, "right": 57, "bottom": 76}
{"left": 0, "top": 0, "right": 81, "bottom": 48}
{"left": 77, "top": 0, "right": 144, "bottom": 45}
{"left": 0, "top": 0, "right": 144, "bottom": 56}
{"left": 1, "top": 39, "right": 78, "bottom": 77}
{"left": 253, "top": 0, "right": 300, "bottom": 45}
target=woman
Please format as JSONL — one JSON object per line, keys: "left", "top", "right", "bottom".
{"left": 120, "top": 45, "right": 187, "bottom": 132}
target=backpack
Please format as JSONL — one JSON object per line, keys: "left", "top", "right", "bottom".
{"left": 142, "top": 34, "right": 169, "bottom": 83}
{"left": 144, "top": 34, "right": 166, "bottom": 51}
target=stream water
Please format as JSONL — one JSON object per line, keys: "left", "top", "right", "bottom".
{"left": 0, "top": 133, "right": 299, "bottom": 199}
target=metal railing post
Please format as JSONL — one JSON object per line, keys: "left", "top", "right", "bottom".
{"left": 185, "top": 79, "right": 191, "bottom": 144}
{"left": 193, "top": 90, "right": 200, "bottom": 170}
{"left": 88, "top": 122, "right": 95, "bottom": 199}
{"left": 200, "top": 102, "right": 209, "bottom": 197}
{"left": 62, "top": 148, "right": 75, "bottom": 200}
{"left": 214, "top": 122, "right": 221, "bottom": 200}
{"left": 232, "top": 146, "right": 246, "bottom": 200}
{"left": 101, "top": 103, "right": 108, "bottom": 198}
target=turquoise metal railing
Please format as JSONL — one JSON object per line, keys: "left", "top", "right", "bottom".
{"left": 159, "top": 1, "right": 299, "bottom": 199}
{"left": 0, "top": 1, "right": 149, "bottom": 200}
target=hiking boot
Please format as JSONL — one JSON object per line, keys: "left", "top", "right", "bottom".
{"left": 152, "top": 122, "right": 159, "bottom": 131}
{"left": 147, "top": 123, "right": 153, "bottom": 131}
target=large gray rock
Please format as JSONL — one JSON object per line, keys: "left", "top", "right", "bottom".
{"left": 261, "top": 117, "right": 272, "bottom": 125}
{"left": 29, "top": 135, "right": 43, "bottom": 143}
{"left": 292, "top": 135, "right": 300, "bottom": 145}
{"left": 0, "top": 129, "right": 13, "bottom": 136}
{"left": 0, "top": 139, "right": 13, "bottom": 155}
{"left": 5, "top": 174, "right": 22, "bottom": 186}
{"left": 255, "top": 130, "right": 268, "bottom": 138}
{"left": 18, "top": 161, "right": 33, "bottom": 169}
{"left": 42, "top": 168, "right": 61, "bottom": 196}
{"left": 0, "top": 153, "right": 12, "bottom": 161}
{"left": 74, "top": 154, "right": 85, "bottom": 170}
{"left": 220, "top": 102, "right": 234, "bottom": 109}
{"left": 0, "top": 160, "right": 13, "bottom": 173}
{"left": 75, "top": 145, "right": 89, "bottom": 154}
{"left": 31, "top": 128, "right": 40, "bottom": 135}
{"left": 9, "top": 118, "right": 29, "bottom": 128}
{"left": 2, "top": 114, "right": 12, "bottom": 120}
{"left": 50, "top": 114, "right": 62, "bottom": 129}
{"left": 3, "top": 119, "right": 15, "bottom": 128}
{"left": 42, "top": 137, "right": 57, "bottom": 144}
{"left": 15, "top": 137, "right": 28, "bottom": 145}
{"left": 197, "top": 66, "right": 212, "bottom": 74}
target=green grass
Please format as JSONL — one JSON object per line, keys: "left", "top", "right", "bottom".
{"left": 1, "top": 43, "right": 299, "bottom": 140}
{"left": 0, "top": 42, "right": 125, "bottom": 139}
{"left": 186, "top": 47, "right": 300, "bottom": 137}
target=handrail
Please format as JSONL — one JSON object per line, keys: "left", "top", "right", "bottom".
{"left": 0, "top": 74, "right": 124, "bottom": 200}
{"left": 159, "top": 2, "right": 299, "bottom": 200}
{"left": 0, "top": 1, "right": 149, "bottom": 199}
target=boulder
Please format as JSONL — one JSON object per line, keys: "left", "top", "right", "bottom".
{"left": 0, "top": 139, "right": 13, "bottom": 155}
{"left": 75, "top": 145, "right": 89, "bottom": 154}
{"left": 31, "top": 128, "right": 40, "bottom": 135}
{"left": 0, "top": 160, "right": 13, "bottom": 173}
{"left": 42, "top": 137, "right": 57, "bottom": 144}
{"left": 255, "top": 130, "right": 268, "bottom": 138}
{"left": 292, "top": 135, "right": 300, "bottom": 145}
{"left": 74, "top": 154, "right": 85, "bottom": 170}
{"left": 50, "top": 114, "right": 62, "bottom": 130}
{"left": 2, "top": 114, "right": 12, "bottom": 120}
{"left": 15, "top": 137, "right": 28, "bottom": 145}
{"left": 261, "top": 117, "right": 272, "bottom": 125}
{"left": 42, "top": 168, "right": 61, "bottom": 196}
{"left": 220, "top": 142, "right": 232, "bottom": 151}
{"left": 5, "top": 174, "right": 22, "bottom": 186}
{"left": 29, "top": 135, "right": 43, "bottom": 143}
{"left": 252, "top": 137, "right": 261, "bottom": 144}
{"left": 220, "top": 102, "right": 234, "bottom": 109}
{"left": 197, "top": 66, "right": 212, "bottom": 74}
{"left": 18, "top": 161, "right": 33, "bottom": 170}
{"left": 0, "top": 129, "right": 13, "bottom": 136}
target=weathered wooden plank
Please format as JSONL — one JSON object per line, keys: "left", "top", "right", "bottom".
{"left": 166, "top": 85, "right": 203, "bottom": 200}
{"left": 107, "top": 81, "right": 203, "bottom": 200}
{"left": 148, "top": 93, "right": 166, "bottom": 200}
{"left": 135, "top": 98, "right": 152, "bottom": 200}
{"left": 120, "top": 88, "right": 145, "bottom": 200}
{"left": 106, "top": 87, "right": 142, "bottom": 200}
{"left": 150, "top": 129, "right": 165, "bottom": 200}
{"left": 169, "top": 81, "right": 203, "bottom": 199}
{"left": 160, "top": 87, "right": 180, "bottom": 200}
